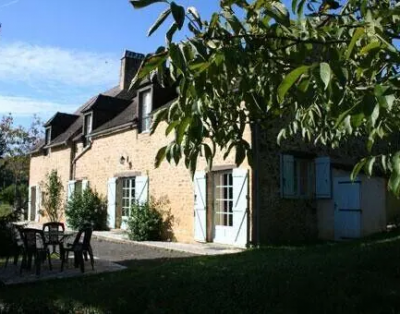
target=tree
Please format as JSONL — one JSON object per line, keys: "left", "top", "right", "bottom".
{"left": 40, "top": 170, "right": 64, "bottom": 222}
{"left": 0, "top": 114, "right": 43, "bottom": 213}
{"left": 130, "top": 0, "right": 400, "bottom": 191}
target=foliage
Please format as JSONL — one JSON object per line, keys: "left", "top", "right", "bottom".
{"left": 130, "top": 0, "right": 400, "bottom": 191}
{"left": 127, "top": 199, "right": 163, "bottom": 241}
{"left": 40, "top": 170, "right": 64, "bottom": 222}
{"left": 0, "top": 184, "right": 28, "bottom": 210}
{"left": 65, "top": 187, "right": 108, "bottom": 231}
{"left": 0, "top": 114, "right": 43, "bottom": 214}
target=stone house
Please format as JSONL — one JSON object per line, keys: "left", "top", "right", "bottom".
{"left": 28, "top": 50, "right": 399, "bottom": 247}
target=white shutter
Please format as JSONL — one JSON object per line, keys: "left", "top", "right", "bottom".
{"left": 194, "top": 171, "right": 207, "bottom": 242}
{"left": 232, "top": 168, "right": 248, "bottom": 248}
{"left": 280, "top": 154, "right": 295, "bottom": 198}
{"left": 82, "top": 180, "right": 89, "bottom": 192}
{"left": 35, "top": 186, "right": 41, "bottom": 222}
{"left": 135, "top": 176, "right": 149, "bottom": 204}
{"left": 28, "top": 186, "right": 32, "bottom": 221}
{"left": 67, "top": 180, "right": 76, "bottom": 201}
{"left": 315, "top": 157, "right": 331, "bottom": 198}
{"left": 107, "top": 178, "right": 117, "bottom": 229}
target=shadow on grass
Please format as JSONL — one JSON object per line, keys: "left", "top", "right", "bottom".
{"left": 2, "top": 231, "right": 400, "bottom": 313}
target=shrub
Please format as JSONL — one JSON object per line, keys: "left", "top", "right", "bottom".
{"left": 0, "top": 210, "right": 19, "bottom": 258}
{"left": 65, "top": 188, "right": 108, "bottom": 231}
{"left": 40, "top": 170, "right": 63, "bottom": 222}
{"left": 127, "top": 200, "right": 163, "bottom": 241}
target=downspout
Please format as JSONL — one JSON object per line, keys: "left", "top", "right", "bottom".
{"left": 251, "top": 122, "right": 261, "bottom": 247}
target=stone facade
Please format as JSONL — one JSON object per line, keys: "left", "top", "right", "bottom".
{"left": 29, "top": 120, "right": 252, "bottom": 244}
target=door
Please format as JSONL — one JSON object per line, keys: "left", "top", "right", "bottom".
{"left": 213, "top": 170, "right": 234, "bottom": 244}
{"left": 334, "top": 177, "right": 361, "bottom": 240}
{"left": 194, "top": 171, "right": 207, "bottom": 242}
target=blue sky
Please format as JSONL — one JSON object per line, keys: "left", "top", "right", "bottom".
{"left": 0, "top": 0, "right": 290, "bottom": 128}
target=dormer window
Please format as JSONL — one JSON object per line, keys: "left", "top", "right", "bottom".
{"left": 44, "top": 127, "right": 51, "bottom": 156}
{"left": 83, "top": 113, "right": 93, "bottom": 147}
{"left": 139, "top": 89, "right": 152, "bottom": 133}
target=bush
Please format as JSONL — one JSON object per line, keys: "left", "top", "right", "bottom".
{"left": 65, "top": 188, "right": 108, "bottom": 231}
{"left": 41, "top": 170, "right": 63, "bottom": 222}
{"left": 127, "top": 201, "right": 163, "bottom": 241}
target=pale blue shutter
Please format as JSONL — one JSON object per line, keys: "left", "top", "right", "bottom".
{"left": 194, "top": 171, "right": 207, "bottom": 242}
{"left": 107, "top": 178, "right": 117, "bottom": 229}
{"left": 35, "top": 186, "right": 41, "bottom": 222}
{"left": 28, "top": 186, "right": 32, "bottom": 221}
{"left": 82, "top": 180, "right": 89, "bottom": 192}
{"left": 233, "top": 168, "right": 248, "bottom": 248}
{"left": 135, "top": 176, "right": 149, "bottom": 204}
{"left": 280, "top": 154, "right": 295, "bottom": 198}
{"left": 67, "top": 180, "right": 76, "bottom": 202}
{"left": 315, "top": 157, "right": 331, "bottom": 198}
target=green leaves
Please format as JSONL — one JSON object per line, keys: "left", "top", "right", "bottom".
{"left": 148, "top": 8, "right": 171, "bottom": 37}
{"left": 278, "top": 65, "right": 310, "bottom": 103}
{"left": 320, "top": 63, "right": 331, "bottom": 90}
{"left": 345, "top": 28, "right": 365, "bottom": 59}
{"left": 170, "top": 2, "right": 185, "bottom": 30}
{"left": 130, "top": 0, "right": 166, "bottom": 9}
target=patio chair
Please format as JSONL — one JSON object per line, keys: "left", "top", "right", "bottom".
{"left": 42, "top": 222, "right": 65, "bottom": 257}
{"left": 3, "top": 223, "right": 24, "bottom": 268}
{"left": 19, "top": 228, "right": 52, "bottom": 276}
{"left": 60, "top": 225, "right": 94, "bottom": 273}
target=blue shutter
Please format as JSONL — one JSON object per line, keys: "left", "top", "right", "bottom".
{"left": 315, "top": 157, "right": 331, "bottom": 198}
{"left": 194, "top": 171, "right": 207, "bottom": 242}
{"left": 107, "top": 178, "right": 117, "bottom": 229}
{"left": 232, "top": 168, "right": 248, "bottom": 248}
{"left": 280, "top": 154, "right": 295, "bottom": 198}
{"left": 135, "top": 176, "right": 149, "bottom": 204}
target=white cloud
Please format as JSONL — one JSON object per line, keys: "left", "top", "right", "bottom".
{"left": 0, "top": 95, "right": 77, "bottom": 117}
{"left": 0, "top": 42, "right": 120, "bottom": 87}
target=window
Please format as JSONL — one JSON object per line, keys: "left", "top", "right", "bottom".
{"left": 281, "top": 154, "right": 314, "bottom": 199}
{"left": 121, "top": 177, "right": 135, "bottom": 217}
{"left": 139, "top": 89, "right": 152, "bottom": 132}
{"left": 214, "top": 171, "right": 233, "bottom": 227}
{"left": 83, "top": 113, "right": 92, "bottom": 147}
{"left": 44, "top": 127, "right": 51, "bottom": 156}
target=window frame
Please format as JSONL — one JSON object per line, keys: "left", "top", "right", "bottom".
{"left": 281, "top": 154, "right": 315, "bottom": 199}
{"left": 83, "top": 112, "right": 93, "bottom": 147}
{"left": 121, "top": 177, "right": 136, "bottom": 218}
{"left": 213, "top": 170, "right": 234, "bottom": 227}
{"left": 44, "top": 127, "right": 51, "bottom": 156}
{"left": 138, "top": 87, "right": 153, "bottom": 133}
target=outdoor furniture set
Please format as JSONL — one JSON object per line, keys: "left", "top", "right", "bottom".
{"left": 4, "top": 222, "right": 94, "bottom": 275}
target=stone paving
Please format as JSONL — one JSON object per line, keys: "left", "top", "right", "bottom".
{"left": 0, "top": 239, "right": 196, "bottom": 286}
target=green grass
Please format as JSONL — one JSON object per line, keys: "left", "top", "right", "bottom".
{"left": 2, "top": 231, "right": 400, "bottom": 313}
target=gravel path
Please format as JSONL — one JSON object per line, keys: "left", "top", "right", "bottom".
{"left": 91, "top": 239, "right": 196, "bottom": 266}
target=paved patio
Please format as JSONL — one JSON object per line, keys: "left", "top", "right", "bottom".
{"left": 93, "top": 230, "right": 244, "bottom": 256}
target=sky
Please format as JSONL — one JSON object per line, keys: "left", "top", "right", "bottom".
{"left": 0, "top": 0, "right": 291, "bottom": 129}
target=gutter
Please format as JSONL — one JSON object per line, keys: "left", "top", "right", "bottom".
{"left": 90, "top": 122, "right": 136, "bottom": 139}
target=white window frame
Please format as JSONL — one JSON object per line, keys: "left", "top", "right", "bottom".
{"left": 83, "top": 112, "right": 93, "bottom": 147}
{"left": 121, "top": 177, "right": 136, "bottom": 218}
{"left": 139, "top": 88, "right": 152, "bottom": 133}
{"left": 44, "top": 127, "right": 51, "bottom": 155}
{"left": 213, "top": 170, "right": 234, "bottom": 227}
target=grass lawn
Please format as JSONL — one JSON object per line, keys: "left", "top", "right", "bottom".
{"left": 2, "top": 231, "right": 400, "bottom": 313}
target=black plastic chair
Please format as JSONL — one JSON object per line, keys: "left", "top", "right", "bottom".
{"left": 3, "top": 224, "right": 24, "bottom": 268}
{"left": 60, "top": 225, "right": 94, "bottom": 273}
{"left": 19, "top": 228, "right": 52, "bottom": 275}
{"left": 43, "top": 222, "right": 65, "bottom": 257}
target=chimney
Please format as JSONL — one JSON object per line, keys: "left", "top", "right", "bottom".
{"left": 119, "top": 50, "right": 145, "bottom": 90}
